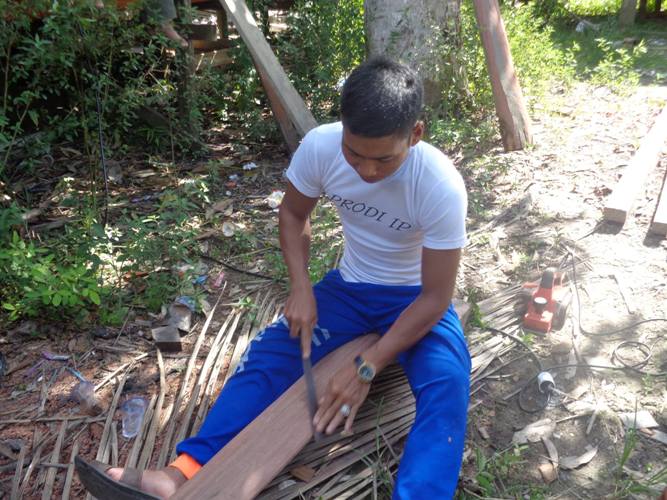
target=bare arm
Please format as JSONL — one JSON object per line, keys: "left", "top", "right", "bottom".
{"left": 279, "top": 181, "right": 319, "bottom": 356}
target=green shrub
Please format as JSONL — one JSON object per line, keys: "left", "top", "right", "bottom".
{"left": 0, "top": 0, "right": 199, "bottom": 182}
{"left": 275, "top": 0, "right": 365, "bottom": 121}
{"left": 0, "top": 230, "right": 103, "bottom": 321}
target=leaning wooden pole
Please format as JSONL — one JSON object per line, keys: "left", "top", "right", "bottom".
{"left": 472, "top": 0, "right": 533, "bottom": 151}
{"left": 215, "top": 0, "right": 318, "bottom": 145}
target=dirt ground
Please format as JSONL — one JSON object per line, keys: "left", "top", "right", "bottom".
{"left": 1, "top": 80, "right": 667, "bottom": 499}
{"left": 459, "top": 81, "right": 667, "bottom": 499}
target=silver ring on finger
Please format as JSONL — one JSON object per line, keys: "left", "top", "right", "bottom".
{"left": 339, "top": 403, "right": 351, "bottom": 417}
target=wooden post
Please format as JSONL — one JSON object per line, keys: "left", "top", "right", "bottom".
{"left": 472, "top": 0, "right": 532, "bottom": 152}
{"left": 619, "top": 0, "right": 638, "bottom": 26}
{"left": 214, "top": 0, "right": 318, "bottom": 142}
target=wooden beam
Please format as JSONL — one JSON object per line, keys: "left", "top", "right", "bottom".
{"left": 604, "top": 106, "right": 667, "bottom": 225}
{"left": 171, "top": 301, "right": 469, "bottom": 499}
{"left": 257, "top": 64, "right": 301, "bottom": 153}
{"left": 619, "top": 0, "right": 638, "bottom": 26}
{"left": 214, "top": 0, "right": 318, "bottom": 139}
{"left": 650, "top": 166, "right": 667, "bottom": 235}
{"left": 471, "top": 0, "right": 533, "bottom": 152}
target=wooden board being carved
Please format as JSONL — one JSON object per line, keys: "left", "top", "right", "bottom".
{"left": 172, "top": 334, "right": 379, "bottom": 500}
{"left": 172, "top": 301, "right": 469, "bottom": 500}
{"left": 604, "top": 106, "right": 667, "bottom": 225}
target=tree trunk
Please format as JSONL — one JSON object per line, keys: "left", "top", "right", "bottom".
{"left": 619, "top": 0, "right": 638, "bottom": 26}
{"left": 364, "top": 0, "right": 465, "bottom": 110}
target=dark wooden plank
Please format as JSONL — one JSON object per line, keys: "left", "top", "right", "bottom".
{"left": 257, "top": 64, "right": 301, "bottom": 153}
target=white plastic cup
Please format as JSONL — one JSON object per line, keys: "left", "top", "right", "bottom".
{"left": 121, "top": 397, "right": 147, "bottom": 439}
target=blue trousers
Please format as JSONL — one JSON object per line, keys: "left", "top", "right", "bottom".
{"left": 176, "top": 270, "right": 471, "bottom": 499}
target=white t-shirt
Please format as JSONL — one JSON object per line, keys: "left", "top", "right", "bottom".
{"left": 286, "top": 122, "right": 467, "bottom": 286}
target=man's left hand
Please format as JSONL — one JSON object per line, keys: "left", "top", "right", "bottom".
{"left": 313, "top": 362, "right": 371, "bottom": 435}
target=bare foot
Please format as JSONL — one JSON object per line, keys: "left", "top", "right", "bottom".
{"left": 106, "top": 466, "right": 187, "bottom": 499}
{"left": 161, "top": 22, "right": 189, "bottom": 49}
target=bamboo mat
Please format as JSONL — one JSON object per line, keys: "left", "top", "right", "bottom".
{"left": 10, "top": 282, "right": 532, "bottom": 499}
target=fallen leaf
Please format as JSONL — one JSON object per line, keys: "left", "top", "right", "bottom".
{"left": 289, "top": 465, "right": 316, "bottom": 482}
{"left": 559, "top": 446, "right": 598, "bottom": 470}
{"left": 619, "top": 410, "right": 659, "bottom": 430}
{"left": 512, "top": 418, "right": 555, "bottom": 444}
{"left": 206, "top": 199, "right": 233, "bottom": 220}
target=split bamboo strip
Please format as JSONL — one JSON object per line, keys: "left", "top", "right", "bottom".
{"left": 86, "top": 372, "right": 129, "bottom": 500}
{"left": 137, "top": 350, "right": 167, "bottom": 471}
{"left": 192, "top": 311, "right": 243, "bottom": 435}
{"left": 264, "top": 420, "right": 410, "bottom": 499}
{"left": 9, "top": 445, "right": 26, "bottom": 500}
{"left": 221, "top": 306, "right": 255, "bottom": 386}
{"left": 157, "top": 290, "right": 225, "bottom": 467}
{"left": 95, "top": 373, "right": 128, "bottom": 461}
{"left": 110, "top": 425, "right": 119, "bottom": 466}
{"left": 60, "top": 439, "right": 80, "bottom": 500}
{"left": 18, "top": 428, "right": 46, "bottom": 499}
{"left": 173, "top": 299, "right": 243, "bottom": 451}
{"left": 41, "top": 420, "right": 67, "bottom": 500}
{"left": 94, "top": 353, "right": 150, "bottom": 392}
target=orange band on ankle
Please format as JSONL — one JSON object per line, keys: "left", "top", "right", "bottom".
{"left": 169, "top": 453, "right": 202, "bottom": 480}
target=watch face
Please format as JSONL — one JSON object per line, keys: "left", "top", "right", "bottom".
{"left": 359, "top": 364, "right": 374, "bottom": 381}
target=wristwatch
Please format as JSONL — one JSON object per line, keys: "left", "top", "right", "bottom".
{"left": 354, "top": 355, "right": 376, "bottom": 383}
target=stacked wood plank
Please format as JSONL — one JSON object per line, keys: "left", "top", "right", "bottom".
{"left": 603, "top": 105, "right": 667, "bottom": 233}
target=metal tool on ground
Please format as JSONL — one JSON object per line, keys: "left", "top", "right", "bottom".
{"left": 518, "top": 268, "right": 571, "bottom": 334}
{"left": 300, "top": 332, "right": 322, "bottom": 442}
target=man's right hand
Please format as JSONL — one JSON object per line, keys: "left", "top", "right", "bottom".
{"left": 284, "top": 284, "right": 318, "bottom": 358}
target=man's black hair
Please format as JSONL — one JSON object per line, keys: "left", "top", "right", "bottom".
{"left": 340, "top": 57, "right": 423, "bottom": 138}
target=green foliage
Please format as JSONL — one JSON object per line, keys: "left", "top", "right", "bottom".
{"left": 567, "top": 0, "right": 622, "bottom": 15}
{"left": 308, "top": 203, "right": 343, "bottom": 282}
{"left": 0, "top": 229, "right": 103, "bottom": 321}
{"left": 275, "top": 0, "right": 365, "bottom": 121}
{"left": 460, "top": 446, "right": 546, "bottom": 499}
{"left": 587, "top": 38, "right": 645, "bottom": 91}
{"left": 0, "top": 0, "right": 200, "bottom": 181}
{"left": 503, "top": 7, "right": 577, "bottom": 99}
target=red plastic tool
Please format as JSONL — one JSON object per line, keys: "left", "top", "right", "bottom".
{"left": 520, "top": 268, "right": 571, "bottom": 333}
